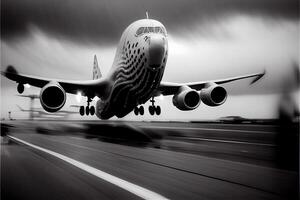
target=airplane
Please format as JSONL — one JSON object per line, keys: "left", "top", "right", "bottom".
{"left": 1, "top": 15, "right": 265, "bottom": 120}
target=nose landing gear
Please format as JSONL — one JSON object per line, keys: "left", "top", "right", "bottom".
{"left": 148, "top": 97, "right": 161, "bottom": 115}
{"left": 79, "top": 96, "right": 95, "bottom": 116}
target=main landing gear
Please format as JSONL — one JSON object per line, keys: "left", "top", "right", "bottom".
{"left": 134, "top": 97, "right": 161, "bottom": 116}
{"left": 80, "top": 97, "right": 95, "bottom": 116}
{"left": 148, "top": 97, "right": 161, "bottom": 115}
{"left": 134, "top": 106, "right": 144, "bottom": 115}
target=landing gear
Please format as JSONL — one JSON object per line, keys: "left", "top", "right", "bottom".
{"left": 86, "top": 106, "right": 90, "bottom": 115}
{"left": 90, "top": 106, "right": 95, "bottom": 115}
{"left": 79, "top": 97, "right": 95, "bottom": 116}
{"left": 148, "top": 97, "right": 161, "bottom": 115}
{"left": 134, "top": 106, "right": 144, "bottom": 115}
{"left": 149, "top": 105, "right": 161, "bottom": 115}
{"left": 134, "top": 97, "right": 161, "bottom": 116}
{"left": 79, "top": 106, "right": 84, "bottom": 116}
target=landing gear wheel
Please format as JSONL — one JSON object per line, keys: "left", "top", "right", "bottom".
{"left": 80, "top": 96, "right": 95, "bottom": 116}
{"left": 139, "top": 106, "right": 144, "bottom": 115}
{"left": 155, "top": 106, "right": 161, "bottom": 115}
{"left": 79, "top": 106, "right": 85, "bottom": 116}
{"left": 90, "top": 106, "right": 95, "bottom": 116}
{"left": 134, "top": 107, "right": 139, "bottom": 115}
{"left": 149, "top": 106, "right": 155, "bottom": 115}
{"left": 85, "top": 106, "right": 90, "bottom": 115}
{"left": 149, "top": 97, "right": 161, "bottom": 115}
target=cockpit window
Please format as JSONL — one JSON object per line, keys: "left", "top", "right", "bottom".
{"left": 143, "top": 27, "right": 149, "bottom": 34}
{"left": 136, "top": 27, "right": 144, "bottom": 36}
{"left": 135, "top": 26, "right": 166, "bottom": 37}
{"left": 148, "top": 27, "right": 154, "bottom": 32}
{"left": 154, "top": 27, "right": 160, "bottom": 33}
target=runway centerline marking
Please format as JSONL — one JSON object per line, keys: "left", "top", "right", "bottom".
{"left": 8, "top": 135, "right": 169, "bottom": 200}
{"left": 173, "top": 137, "right": 275, "bottom": 147}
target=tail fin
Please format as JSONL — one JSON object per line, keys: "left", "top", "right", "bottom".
{"left": 93, "top": 55, "right": 102, "bottom": 80}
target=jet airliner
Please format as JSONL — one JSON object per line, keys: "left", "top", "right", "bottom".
{"left": 2, "top": 17, "right": 265, "bottom": 119}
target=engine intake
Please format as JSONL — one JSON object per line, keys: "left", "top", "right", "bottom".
{"left": 40, "top": 82, "right": 66, "bottom": 112}
{"left": 200, "top": 84, "right": 227, "bottom": 106}
{"left": 173, "top": 86, "right": 200, "bottom": 111}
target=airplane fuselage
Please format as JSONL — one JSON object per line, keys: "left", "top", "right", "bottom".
{"left": 96, "top": 19, "right": 168, "bottom": 119}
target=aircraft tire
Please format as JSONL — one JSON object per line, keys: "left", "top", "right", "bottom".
{"left": 86, "top": 106, "right": 90, "bottom": 115}
{"left": 149, "top": 106, "right": 155, "bottom": 115}
{"left": 134, "top": 107, "right": 139, "bottom": 115}
{"left": 139, "top": 106, "right": 144, "bottom": 115}
{"left": 156, "top": 106, "right": 161, "bottom": 115}
{"left": 79, "top": 106, "right": 85, "bottom": 116}
{"left": 90, "top": 106, "right": 95, "bottom": 115}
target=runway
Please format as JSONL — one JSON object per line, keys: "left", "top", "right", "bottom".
{"left": 1, "top": 120, "right": 298, "bottom": 200}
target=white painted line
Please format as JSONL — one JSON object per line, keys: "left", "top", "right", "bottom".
{"left": 8, "top": 135, "right": 168, "bottom": 200}
{"left": 186, "top": 137, "right": 275, "bottom": 147}
{"left": 140, "top": 126, "right": 273, "bottom": 134}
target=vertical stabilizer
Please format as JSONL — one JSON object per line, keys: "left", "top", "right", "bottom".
{"left": 93, "top": 55, "right": 102, "bottom": 80}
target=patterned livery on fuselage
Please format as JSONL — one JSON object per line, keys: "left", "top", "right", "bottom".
{"left": 96, "top": 19, "right": 168, "bottom": 119}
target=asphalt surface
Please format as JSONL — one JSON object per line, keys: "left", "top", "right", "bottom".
{"left": 1, "top": 120, "right": 299, "bottom": 200}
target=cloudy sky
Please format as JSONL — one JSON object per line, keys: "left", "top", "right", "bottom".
{"left": 1, "top": 0, "right": 299, "bottom": 120}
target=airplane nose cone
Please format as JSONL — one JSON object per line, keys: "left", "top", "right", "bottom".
{"left": 148, "top": 35, "right": 166, "bottom": 69}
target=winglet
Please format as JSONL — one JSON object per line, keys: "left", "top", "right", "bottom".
{"left": 250, "top": 69, "right": 266, "bottom": 85}
{"left": 1, "top": 65, "right": 18, "bottom": 76}
{"left": 92, "top": 55, "right": 102, "bottom": 80}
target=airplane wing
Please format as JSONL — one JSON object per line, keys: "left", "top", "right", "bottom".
{"left": 1, "top": 66, "right": 109, "bottom": 97}
{"left": 156, "top": 70, "right": 265, "bottom": 96}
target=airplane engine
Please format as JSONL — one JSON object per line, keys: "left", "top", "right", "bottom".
{"left": 40, "top": 82, "right": 66, "bottom": 112}
{"left": 200, "top": 84, "right": 227, "bottom": 106}
{"left": 172, "top": 86, "right": 201, "bottom": 111}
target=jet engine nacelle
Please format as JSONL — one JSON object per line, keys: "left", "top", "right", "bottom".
{"left": 172, "top": 86, "right": 201, "bottom": 111}
{"left": 200, "top": 83, "right": 227, "bottom": 106}
{"left": 40, "top": 82, "right": 66, "bottom": 112}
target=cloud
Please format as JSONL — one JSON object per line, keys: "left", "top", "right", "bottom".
{"left": 165, "top": 16, "right": 299, "bottom": 95}
{"left": 1, "top": 0, "right": 298, "bottom": 44}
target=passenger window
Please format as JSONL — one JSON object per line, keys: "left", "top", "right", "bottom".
{"left": 136, "top": 27, "right": 144, "bottom": 36}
